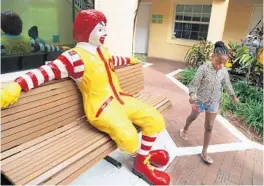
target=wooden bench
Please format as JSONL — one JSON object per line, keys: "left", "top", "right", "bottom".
{"left": 1, "top": 63, "right": 172, "bottom": 185}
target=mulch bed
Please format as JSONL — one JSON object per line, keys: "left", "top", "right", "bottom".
{"left": 224, "top": 112, "right": 263, "bottom": 144}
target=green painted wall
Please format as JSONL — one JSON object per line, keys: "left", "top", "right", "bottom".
{"left": 1, "top": 0, "right": 75, "bottom": 45}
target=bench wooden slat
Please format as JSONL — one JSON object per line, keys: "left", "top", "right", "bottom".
{"left": 7, "top": 129, "right": 102, "bottom": 180}
{"left": 117, "top": 70, "right": 143, "bottom": 78}
{"left": 1, "top": 126, "right": 87, "bottom": 171}
{"left": 146, "top": 96, "right": 167, "bottom": 107}
{"left": 121, "top": 83, "right": 144, "bottom": 93}
{"left": 116, "top": 71, "right": 143, "bottom": 81}
{"left": 154, "top": 98, "right": 172, "bottom": 111}
{"left": 2, "top": 101, "right": 82, "bottom": 134}
{"left": 1, "top": 99, "right": 82, "bottom": 131}
{"left": 1, "top": 112, "right": 84, "bottom": 151}
{"left": 115, "top": 63, "right": 142, "bottom": 72}
{"left": 141, "top": 95, "right": 159, "bottom": 105}
{"left": 44, "top": 142, "right": 116, "bottom": 185}
{"left": 119, "top": 74, "right": 144, "bottom": 86}
{"left": 3, "top": 124, "right": 92, "bottom": 171}
{"left": 2, "top": 89, "right": 81, "bottom": 122}
{"left": 2, "top": 104, "right": 83, "bottom": 138}
{"left": 1, "top": 84, "right": 78, "bottom": 115}
{"left": 2, "top": 108, "right": 84, "bottom": 145}
{"left": 117, "top": 71, "right": 143, "bottom": 81}
{"left": 118, "top": 73, "right": 144, "bottom": 85}
{"left": 137, "top": 93, "right": 153, "bottom": 102}
{"left": 157, "top": 100, "right": 172, "bottom": 113}
{"left": 122, "top": 84, "right": 144, "bottom": 94}
{"left": 18, "top": 79, "right": 74, "bottom": 98}
{"left": 16, "top": 136, "right": 111, "bottom": 185}
{"left": 1, "top": 118, "right": 86, "bottom": 161}
{"left": 116, "top": 67, "right": 142, "bottom": 76}
{"left": 119, "top": 77, "right": 144, "bottom": 90}
{"left": 148, "top": 96, "right": 165, "bottom": 106}
{"left": 135, "top": 92, "right": 151, "bottom": 100}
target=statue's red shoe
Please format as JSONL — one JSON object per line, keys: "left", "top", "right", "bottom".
{"left": 132, "top": 154, "right": 170, "bottom": 185}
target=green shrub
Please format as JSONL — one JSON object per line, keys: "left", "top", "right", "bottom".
{"left": 134, "top": 54, "right": 147, "bottom": 63}
{"left": 239, "top": 99, "right": 263, "bottom": 136}
{"left": 232, "top": 81, "right": 262, "bottom": 103}
{"left": 177, "top": 68, "right": 197, "bottom": 85}
{"left": 220, "top": 81, "right": 263, "bottom": 137}
{"left": 220, "top": 92, "right": 233, "bottom": 115}
{"left": 184, "top": 40, "right": 214, "bottom": 68}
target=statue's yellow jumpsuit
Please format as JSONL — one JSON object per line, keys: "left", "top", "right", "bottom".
{"left": 76, "top": 47, "right": 165, "bottom": 153}
{"left": 4, "top": 46, "right": 165, "bottom": 154}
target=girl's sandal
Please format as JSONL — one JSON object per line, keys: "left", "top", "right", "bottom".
{"left": 200, "top": 153, "right": 214, "bottom": 164}
{"left": 179, "top": 129, "right": 188, "bottom": 140}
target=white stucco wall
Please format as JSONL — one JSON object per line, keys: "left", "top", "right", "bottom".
{"left": 95, "top": 0, "right": 138, "bottom": 57}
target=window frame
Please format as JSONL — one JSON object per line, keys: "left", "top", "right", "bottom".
{"left": 172, "top": 4, "right": 212, "bottom": 41}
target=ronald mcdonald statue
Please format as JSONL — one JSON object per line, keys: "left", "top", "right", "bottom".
{"left": 1, "top": 9, "right": 170, "bottom": 185}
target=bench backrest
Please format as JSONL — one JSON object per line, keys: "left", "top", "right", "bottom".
{"left": 1, "top": 63, "right": 144, "bottom": 152}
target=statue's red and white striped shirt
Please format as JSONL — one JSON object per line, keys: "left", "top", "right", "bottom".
{"left": 14, "top": 47, "right": 130, "bottom": 91}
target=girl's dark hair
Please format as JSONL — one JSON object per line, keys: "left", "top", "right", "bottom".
{"left": 214, "top": 41, "right": 229, "bottom": 55}
{"left": 1, "top": 11, "right": 22, "bottom": 35}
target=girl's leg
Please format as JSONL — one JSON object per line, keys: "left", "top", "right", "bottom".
{"left": 183, "top": 110, "right": 200, "bottom": 133}
{"left": 201, "top": 111, "right": 217, "bottom": 163}
{"left": 180, "top": 110, "right": 200, "bottom": 140}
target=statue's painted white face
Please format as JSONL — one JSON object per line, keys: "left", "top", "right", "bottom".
{"left": 89, "top": 21, "right": 107, "bottom": 46}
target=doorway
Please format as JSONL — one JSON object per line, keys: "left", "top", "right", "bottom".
{"left": 135, "top": 3, "right": 152, "bottom": 54}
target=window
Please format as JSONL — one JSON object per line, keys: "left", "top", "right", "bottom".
{"left": 173, "top": 4, "right": 212, "bottom": 40}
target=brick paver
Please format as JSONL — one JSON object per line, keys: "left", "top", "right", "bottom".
{"left": 166, "top": 149, "right": 263, "bottom": 185}
{"left": 143, "top": 60, "right": 240, "bottom": 147}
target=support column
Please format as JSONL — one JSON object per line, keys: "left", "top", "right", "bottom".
{"left": 207, "top": 0, "right": 230, "bottom": 43}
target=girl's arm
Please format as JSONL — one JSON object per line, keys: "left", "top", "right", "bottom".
{"left": 222, "top": 71, "right": 240, "bottom": 104}
{"left": 222, "top": 70, "right": 235, "bottom": 96}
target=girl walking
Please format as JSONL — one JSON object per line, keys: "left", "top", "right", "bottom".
{"left": 180, "top": 41, "right": 240, "bottom": 164}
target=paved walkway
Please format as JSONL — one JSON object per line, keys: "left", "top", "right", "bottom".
{"left": 167, "top": 149, "right": 263, "bottom": 185}
{"left": 146, "top": 58, "right": 263, "bottom": 185}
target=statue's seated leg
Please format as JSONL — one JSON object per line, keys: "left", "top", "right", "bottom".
{"left": 121, "top": 96, "right": 170, "bottom": 185}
